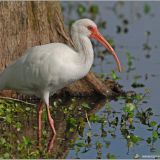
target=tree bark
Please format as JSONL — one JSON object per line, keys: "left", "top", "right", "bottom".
{"left": 0, "top": 1, "right": 120, "bottom": 98}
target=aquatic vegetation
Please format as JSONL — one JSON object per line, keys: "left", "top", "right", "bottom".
{"left": 0, "top": 1, "right": 160, "bottom": 159}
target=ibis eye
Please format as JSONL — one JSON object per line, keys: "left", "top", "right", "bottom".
{"left": 87, "top": 25, "right": 93, "bottom": 31}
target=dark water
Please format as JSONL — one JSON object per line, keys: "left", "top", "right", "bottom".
{"left": 0, "top": 1, "right": 160, "bottom": 159}
{"left": 61, "top": 1, "right": 160, "bottom": 159}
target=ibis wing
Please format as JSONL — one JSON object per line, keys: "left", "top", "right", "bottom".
{"left": 0, "top": 43, "right": 80, "bottom": 96}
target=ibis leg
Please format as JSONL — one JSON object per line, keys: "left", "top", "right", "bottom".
{"left": 38, "top": 101, "right": 43, "bottom": 143}
{"left": 47, "top": 134, "right": 56, "bottom": 153}
{"left": 45, "top": 104, "right": 56, "bottom": 135}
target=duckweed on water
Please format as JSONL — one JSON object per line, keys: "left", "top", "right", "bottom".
{"left": 0, "top": 73, "right": 155, "bottom": 159}
{"left": 0, "top": 87, "right": 160, "bottom": 159}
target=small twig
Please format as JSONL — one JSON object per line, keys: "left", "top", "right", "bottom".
{"left": 0, "top": 96, "right": 36, "bottom": 106}
{"left": 85, "top": 110, "right": 91, "bottom": 129}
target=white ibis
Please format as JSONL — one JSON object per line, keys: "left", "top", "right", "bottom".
{"left": 0, "top": 19, "right": 122, "bottom": 138}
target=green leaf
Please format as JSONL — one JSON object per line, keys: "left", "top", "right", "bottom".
{"left": 149, "top": 121, "right": 157, "bottom": 127}
{"left": 134, "top": 75, "right": 142, "bottom": 81}
{"left": 77, "top": 4, "right": 86, "bottom": 16}
{"left": 144, "top": 4, "right": 151, "bottom": 14}
{"left": 105, "top": 102, "right": 112, "bottom": 111}
{"left": 89, "top": 5, "right": 99, "bottom": 15}
{"left": 22, "top": 136, "right": 30, "bottom": 146}
{"left": 75, "top": 142, "right": 86, "bottom": 147}
{"left": 146, "top": 137, "right": 151, "bottom": 144}
{"left": 89, "top": 114, "right": 101, "bottom": 123}
{"left": 3, "top": 153, "right": 10, "bottom": 159}
{"left": 5, "top": 115, "right": 12, "bottom": 123}
{"left": 126, "top": 52, "right": 134, "bottom": 72}
{"left": 14, "top": 122, "right": 22, "bottom": 131}
{"left": 134, "top": 94, "right": 143, "bottom": 101}
{"left": 130, "top": 135, "right": 142, "bottom": 143}
{"left": 131, "top": 82, "right": 145, "bottom": 88}
{"left": 107, "top": 39, "right": 115, "bottom": 47}
{"left": 107, "top": 153, "right": 116, "bottom": 159}
{"left": 116, "top": 25, "right": 122, "bottom": 34}
{"left": 17, "top": 143, "right": 23, "bottom": 151}
{"left": 152, "top": 131, "right": 158, "bottom": 139}
{"left": 96, "top": 141, "right": 102, "bottom": 149}
{"left": 67, "top": 117, "right": 77, "bottom": 128}
{"left": 111, "top": 70, "right": 119, "bottom": 80}
{"left": 0, "top": 137, "right": 6, "bottom": 145}
{"left": 123, "top": 103, "right": 136, "bottom": 113}
{"left": 81, "top": 103, "right": 90, "bottom": 109}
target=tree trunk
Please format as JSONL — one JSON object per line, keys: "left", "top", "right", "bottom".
{"left": 0, "top": 1, "right": 120, "bottom": 99}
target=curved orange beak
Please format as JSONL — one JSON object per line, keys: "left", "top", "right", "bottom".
{"left": 90, "top": 28, "right": 122, "bottom": 72}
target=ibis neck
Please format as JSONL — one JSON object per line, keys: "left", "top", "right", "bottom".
{"left": 71, "top": 32, "right": 94, "bottom": 69}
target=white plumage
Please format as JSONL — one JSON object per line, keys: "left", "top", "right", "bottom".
{"left": 0, "top": 19, "right": 122, "bottom": 137}
{"left": 0, "top": 43, "right": 92, "bottom": 98}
